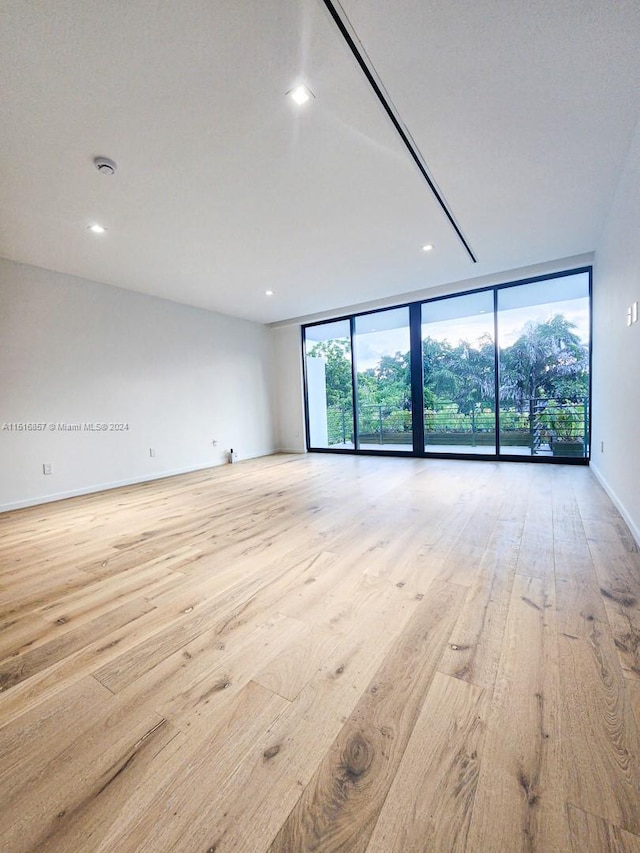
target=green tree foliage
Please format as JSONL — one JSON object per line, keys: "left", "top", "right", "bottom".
{"left": 309, "top": 315, "right": 589, "bottom": 429}
{"left": 307, "top": 338, "right": 352, "bottom": 408}
{"left": 499, "top": 315, "right": 588, "bottom": 409}
{"left": 357, "top": 352, "right": 411, "bottom": 410}
{"left": 423, "top": 333, "right": 495, "bottom": 414}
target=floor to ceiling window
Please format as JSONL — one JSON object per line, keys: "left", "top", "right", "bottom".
{"left": 303, "top": 268, "right": 591, "bottom": 462}
{"left": 304, "top": 319, "right": 354, "bottom": 449}
{"left": 497, "top": 272, "right": 590, "bottom": 458}
{"left": 353, "top": 307, "right": 412, "bottom": 452}
{"left": 422, "top": 290, "right": 496, "bottom": 455}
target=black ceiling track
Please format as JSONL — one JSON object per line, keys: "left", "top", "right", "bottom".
{"left": 320, "top": 0, "right": 477, "bottom": 264}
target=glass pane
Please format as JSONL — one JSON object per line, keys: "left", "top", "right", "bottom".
{"left": 305, "top": 320, "right": 354, "bottom": 449}
{"left": 354, "top": 307, "right": 412, "bottom": 451}
{"left": 497, "top": 272, "right": 590, "bottom": 458}
{"left": 421, "top": 291, "right": 496, "bottom": 454}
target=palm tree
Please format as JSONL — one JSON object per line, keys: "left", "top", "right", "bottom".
{"left": 499, "top": 315, "right": 588, "bottom": 409}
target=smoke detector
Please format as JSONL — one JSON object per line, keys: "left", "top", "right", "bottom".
{"left": 94, "top": 156, "right": 117, "bottom": 176}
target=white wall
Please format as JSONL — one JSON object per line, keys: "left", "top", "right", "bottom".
{"left": 274, "top": 253, "right": 594, "bottom": 328}
{"left": 0, "top": 258, "right": 276, "bottom": 510}
{"left": 271, "top": 324, "right": 306, "bottom": 454}
{"left": 591, "top": 119, "right": 640, "bottom": 544}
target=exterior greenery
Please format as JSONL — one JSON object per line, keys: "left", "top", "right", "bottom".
{"left": 308, "top": 315, "right": 589, "bottom": 449}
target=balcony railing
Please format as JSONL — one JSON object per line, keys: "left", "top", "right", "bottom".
{"left": 325, "top": 397, "right": 589, "bottom": 456}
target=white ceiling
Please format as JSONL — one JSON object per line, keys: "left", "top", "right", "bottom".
{"left": 1, "top": 0, "right": 639, "bottom": 324}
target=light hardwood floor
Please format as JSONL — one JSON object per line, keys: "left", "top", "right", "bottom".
{"left": 1, "top": 454, "right": 640, "bottom": 852}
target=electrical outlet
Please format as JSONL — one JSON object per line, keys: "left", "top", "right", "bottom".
{"left": 149, "top": 448, "right": 156, "bottom": 458}
{"left": 212, "top": 439, "right": 218, "bottom": 446}
{"left": 43, "top": 463, "right": 52, "bottom": 475}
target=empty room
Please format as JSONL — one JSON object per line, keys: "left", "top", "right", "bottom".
{"left": 1, "top": 1, "right": 640, "bottom": 851}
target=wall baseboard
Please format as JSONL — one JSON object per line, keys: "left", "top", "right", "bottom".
{"left": 589, "top": 462, "right": 640, "bottom": 548}
{"left": 0, "top": 450, "right": 273, "bottom": 514}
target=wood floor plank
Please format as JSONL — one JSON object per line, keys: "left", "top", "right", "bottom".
{"left": 401, "top": 466, "right": 497, "bottom": 589}
{"left": 0, "top": 598, "right": 188, "bottom": 726}
{"left": 91, "top": 608, "right": 298, "bottom": 735}
{"left": 553, "top": 534, "right": 594, "bottom": 582}
{"left": 432, "top": 488, "right": 501, "bottom": 588}
{"left": 557, "top": 574, "right": 640, "bottom": 835}
{"left": 465, "top": 574, "right": 570, "bottom": 852}
{"left": 365, "top": 671, "right": 488, "bottom": 853}
{"left": 0, "top": 610, "right": 54, "bottom": 663}
{"left": 149, "top": 613, "right": 307, "bottom": 730}
{"left": 91, "top": 558, "right": 307, "bottom": 692}
{"left": 0, "top": 598, "right": 155, "bottom": 692}
{"left": 1, "top": 455, "right": 639, "bottom": 851}
{"left": 438, "top": 517, "right": 521, "bottom": 690}
{"left": 280, "top": 558, "right": 420, "bottom": 638}
{"left": 567, "top": 803, "right": 640, "bottom": 852}
{"left": 0, "top": 676, "right": 112, "bottom": 797}
{"left": 115, "top": 581, "right": 421, "bottom": 852}
{"left": 551, "top": 465, "right": 586, "bottom": 546}
{"left": 268, "top": 580, "right": 465, "bottom": 853}
{"left": 1, "top": 699, "right": 174, "bottom": 850}
{"left": 33, "top": 558, "right": 186, "bottom": 625}
{"left": 572, "top": 467, "right": 638, "bottom": 556}
{"left": 94, "top": 680, "right": 289, "bottom": 853}
{"left": 0, "top": 566, "right": 94, "bottom": 622}
{"left": 253, "top": 623, "right": 341, "bottom": 701}
{"left": 585, "top": 526, "right": 640, "bottom": 682}
{"left": 41, "top": 728, "right": 189, "bottom": 853}
{"left": 516, "top": 467, "right": 554, "bottom": 580}
{"left": 607, "top": 606, "right": 640, "bottom": 682}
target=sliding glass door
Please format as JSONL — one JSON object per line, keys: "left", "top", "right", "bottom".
{"left": 497, "top": 273, "right": 590, "bottom": 458}
{"left": 303, "top": 268, "right": 591, "bottom": 462}
{"left": 422, "top": 291, "right": 496, "bottom": 455}
{"left": 353, "top": 308, "right": 412, "bottom": 451}
{"left": 304, "top": 320, "right": 354, "bottom": 449}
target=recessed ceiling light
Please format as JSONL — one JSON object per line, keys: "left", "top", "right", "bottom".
{"left": 288, "top": 85, "right": 314, "bottom": 105}
{"left": 87, "top": 224, "right": 106, "bottom": 234}
{"left": 265, "top": 290, "right": 275, "bottom": 296}
{"left": 421, "top": 244, "right": 433, "bottom": 252}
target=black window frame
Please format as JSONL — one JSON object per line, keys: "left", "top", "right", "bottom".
{"left": 301, "top": 265, "right": 593, "bottom": 465}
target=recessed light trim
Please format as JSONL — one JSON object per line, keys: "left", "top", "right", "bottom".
{"left": 288, "top": 85, "right": 314, "bottom": 105}
{"left": 265, "top": 290, "right": 275, "bottom": 296}
{"left": 88, "top": 224, "right": 107, "bottom": 234}
{"left": 421, "top": 244, "right": 433, "bottom": 252}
